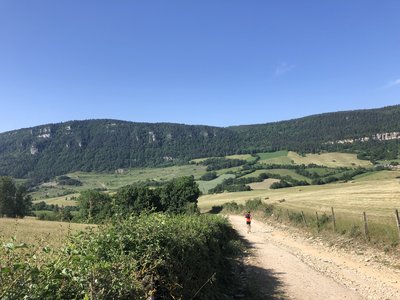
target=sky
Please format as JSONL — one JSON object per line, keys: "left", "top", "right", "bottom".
{"left": 0, "top": 1, "right": 400, "bottom": 133}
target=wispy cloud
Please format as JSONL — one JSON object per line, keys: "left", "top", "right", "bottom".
{"left": 274, "top": 62, "right": 295, "bottom": 77}
{"left": 384, "top": 79, "right": 400, "bottom": 89}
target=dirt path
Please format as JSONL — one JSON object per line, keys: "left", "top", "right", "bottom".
{"left": 228, "top": 215, "right": 400, "bottom": 299}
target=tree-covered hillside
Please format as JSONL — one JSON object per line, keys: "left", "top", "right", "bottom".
{"left": 229, "top": 105, "right": 400, "bottom": 153}
{"left": 0, "top": 105, "right": 400, "bottom": 180}
{"left": 0, "top": 120, "right": 243, "bottom": 180}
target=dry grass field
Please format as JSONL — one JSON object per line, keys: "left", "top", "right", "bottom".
{"left": 288, "top": 151, "right": 372, "bottom": 168}
{"left": 0, "top": 217, "right": 94, "bottom": 248}
{"left": 247, "top": 178, "right": 280, "bottom": 190}
{"left": 198, "top": 170, "right": 400, "bottom": 220}
{"left": 32, "top": 194, "right": 79, "bottom": 206}
{"left": 256, "top": 151, "right": 372, "bottom": 168}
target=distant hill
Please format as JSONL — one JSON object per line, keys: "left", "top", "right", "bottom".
{"left": 1, "top": 105, "right": 399, "bottom": 180}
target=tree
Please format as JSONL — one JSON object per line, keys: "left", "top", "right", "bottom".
{"left": 0, "top": 176, "right": 32, "bottom": 218}
{"left": 14, "top": 185, "right": 32, "bottom": 217}
{"left": 114, "top": 184, "right": 162, "bottom": 215}
{"left": 77, "top": 190, "right": 112, "bottom": 222}
{"left": 159, "top": 176, "right": 200, "bottom": 213}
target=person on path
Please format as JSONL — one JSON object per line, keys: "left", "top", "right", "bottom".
{"left": 245, "top": 211, "right": 252, "bottom": 233}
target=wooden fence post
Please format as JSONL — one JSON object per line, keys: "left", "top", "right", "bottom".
{"left": 331, "top": 207, "right": 336, "bottom": 232}
{"left": 395, "top": 209, "right": 400, "bottom": 240}
{"left": 363, "top": 212, "right": 370, "bottom": 241}
{"left": 301, "top": 211, "right": 307, "bottom": 226}
{"left": 315, "top": 212, "right": 320, "bottom": 231}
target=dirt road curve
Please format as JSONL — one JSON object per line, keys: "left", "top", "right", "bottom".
{"left": 228, "top": 215, "right": 400, "bottom": 300}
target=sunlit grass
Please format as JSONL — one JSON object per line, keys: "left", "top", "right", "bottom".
{"left": 288, "top": 151, "right": 372, "bottom": 168}
{"left": 0, "top": 217, "right": 95, "bottom": 248}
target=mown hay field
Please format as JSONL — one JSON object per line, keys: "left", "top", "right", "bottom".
{"left": 288, "top": 151, "right": 372, "bottom": 168}
{"left": 225, "top": 154, "right": 257, "bottom": 162}
{"left": 198, "top": 170, "right": 400, "bottom": 220}
{"left": 247, "top": 179, "right": 280, "bottom": 190}
{"left": 256, "top": 151, "right": 372, "bottom": 168}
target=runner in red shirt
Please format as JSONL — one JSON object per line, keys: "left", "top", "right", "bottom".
{"left": 245, "top": 211, "right": 252, "bottom": 233}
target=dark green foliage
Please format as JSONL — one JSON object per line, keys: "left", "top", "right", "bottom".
{"left": 244, "top": 198, "right": 264, "bottom": 211}
{"left": 208, "top": 174, "right": 268, "bottom": 193}
{"left": 114, "top": 183, "right": 162, "bottom": 215}
{"left": 0, "top": 177, "right": 32, "bottom": 218}
{"left": 77, "top": 190, "right": 113, "bottom": 223}
{"left": 288, "top": 212, "right": 304, "bottom": 224}
{"left": 222, "top": 201, "right": 241, "bottom": 212}
{"left": 200, "top": 171, "right": 218, "bottom": 181}
{"left": 0, "top": 214, "right": 241, "bottom": 299}
{"left": 56, "top": 175, "right": 82, "bottom": 186}
{"left": 270, "top": 180, "right": 292, "bottom": 189}
{"left": 264, "top": 204, "right": 275, "bottom": 216}
{"left": 79, "top": 176, "right": 201, "bottom": 222}
{"left": 199, "top": 157, "right": 247, "bottom": 171}
{"left": 158, "top": 176, "right": 200, "bottom": 213}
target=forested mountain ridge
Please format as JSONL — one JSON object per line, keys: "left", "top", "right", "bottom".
{"left": 228, "top": 105, "right": 400, "bottom": 152}
{"left": 1, "top": 105, "right": 399, "bottom": 180}
{"left": 0, "top": 120, "right": 242, "bottom": 180}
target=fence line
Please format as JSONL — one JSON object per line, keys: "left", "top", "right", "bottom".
{"left": 281, "top": 206, "right": 400, "bottom": 243}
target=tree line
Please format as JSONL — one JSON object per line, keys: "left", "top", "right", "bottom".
{"left": 77, "top": 176, "right": 200, "bottom": 223}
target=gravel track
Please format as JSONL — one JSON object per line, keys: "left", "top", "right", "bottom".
{"left": 228, "top": 215, "right": 400, "bottom": 299}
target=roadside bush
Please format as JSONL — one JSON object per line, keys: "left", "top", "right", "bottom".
{"left": 244, "top": 198, "right": 263, "bottom": 211}
{"left": 288, "top": 212, "right": 303, "bottom": 224}
{"left": 349, "top": 225, "right": 362, "bottom": 238}
{"left": 264, "top": 204, "right": 275, "bottom": 217}
{"left": 222, "top": 201, "right": 241, "bottom": 212}
{"left": 0, "top": 213, "right": 241, "bottom": 300}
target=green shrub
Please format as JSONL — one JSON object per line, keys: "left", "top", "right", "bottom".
{"left": 0, "top": 213, "right": 241, "bottom": 299}
{"left": 222, "top": 201, "right": 241, "bottom": 212}
{"left": 244, "top": 198, "right": 263, "bottom": 211}
{"left": 288, "top": 212, "right": 303, "bottom": 224}
{"left": 264, "top": 204, "right": 275, "bottom": 217}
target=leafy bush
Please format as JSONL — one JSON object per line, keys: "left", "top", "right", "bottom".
{"left": 222, "top": 201, "right": 241, "bottom": 212}
{"left": 0, "top": 213, "right": 241, "bottom": 300}
{"left": 288, "top": 212, "right": 304, "bottom": 224}
{"left": 244, "top": 198, "right": 263, "bottom": 211}
{"left": 264, "top": 204, "right": 275, "bottom": 216}
{"left": 200, "top": 172, "right": 218, "bottom": 181}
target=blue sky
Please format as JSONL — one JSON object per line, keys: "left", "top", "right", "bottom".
{"left": 0, "top": 1, "right": 399, "bottom": 133}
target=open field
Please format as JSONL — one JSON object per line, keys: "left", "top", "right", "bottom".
{"left": 32, "top": 165, "right": 208, "bottom": 201}
{"left": 247, "top": 178, "right": 280, "bottom": 190}
{"left": 0, "top": 217, "right": 94, "bottom": 247}
{"left": 263, "top": 169, "right": 311, "bottom": 182}
{"left": 288, "top": 151, "right": 372, "bottom": 168}
{"left": 225, "top": 154, "right": 257, "bottom": 162}
{"left": 198, "top": 170, "right": 400, "bottom": 219}
{"left": 258, "top": 150, "right": 292, "bottom": 164}
{"left": 70, "top": 165, "right": 207, "bottom": 188}
{"left": 32, "top": 194, "right": 79, "bottom": 206}
{"left": 197, "top": 174, "right": 235, "bottom": 194}
{"left": 256, "top": 151, "right": 372, "bottom": 168}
